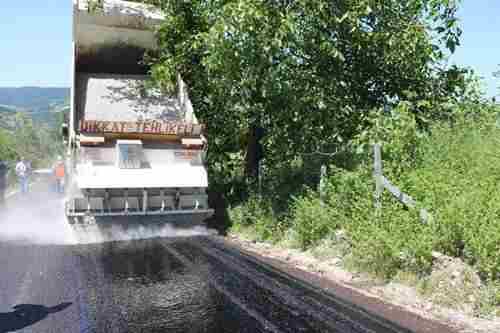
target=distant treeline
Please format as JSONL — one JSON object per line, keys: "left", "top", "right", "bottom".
{"left": 0, "top": 111, "right": 65, "bottom": 175}
{"left": 0, "top": 87, "right": 69, "bottom": 112}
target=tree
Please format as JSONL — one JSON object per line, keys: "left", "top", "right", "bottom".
{"left": 493, "top": 66, "right": 500, "bottom": 98}
{"left": 0, "top": 129, "right": 15, "bottom": 161}
{"left": 144, "top": 0, "right": 465, "bottom": 191}
{"left": 0, "top": 112, "right": 65, "bottom": 167}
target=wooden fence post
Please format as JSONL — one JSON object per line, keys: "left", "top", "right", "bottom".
{"left": 373, "top": 143, "right": 383, "bottom": 211}
{"left": 319, "top": 164, "right": 327, "bottom": 205}
{"left": 258, "top": 163, "right": 263, "bottom": 198}
{"left": 373, "top": 143, "right": 430, "bottom": 224}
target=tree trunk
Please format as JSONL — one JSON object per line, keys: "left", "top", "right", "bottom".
{"left": 245, "top": 120, "right": 265, "bottom": 191}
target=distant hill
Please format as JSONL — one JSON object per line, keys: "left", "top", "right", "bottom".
{"left": 0, "top": 87, "right": 70, "bottom": 130}
{"left": 0, "top": 105, "right": 17, "bottom": 113}
{"left": 0, "top": 87, "right": 69, "bottom": 111}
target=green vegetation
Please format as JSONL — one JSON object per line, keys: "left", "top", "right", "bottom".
{"left": 229, "top": 104, "right": 500, "bottom": 313}
{"left": 229, "top": 103, "right": 499, "bottom": 264}
{"left": 138, "top": 0, "right": 499, "bottom": 276}
{"left": 135, "top": 0, "right": 499, "bottom": 312}
{"left": 0, "top": 112, "right": 65, "bottom": 165}
{"left": 0, "top": 88, "right": 68, "bottom": 184}
{"left": 146, "top": 0, "right": 466, "bottom": 189}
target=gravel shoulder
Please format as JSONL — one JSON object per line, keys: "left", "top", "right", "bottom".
{"left": 226, "top": 234, "right": 500, "bottom": 333}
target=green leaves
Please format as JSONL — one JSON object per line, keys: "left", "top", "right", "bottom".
{"left": 144, "top": 0, "right": 467, "bottom": 194}
{"left": 153, "top": 1, "right": 497, "bottom": 286}
{"left": 0, "top": 111, "right": 64, "bottom": 169}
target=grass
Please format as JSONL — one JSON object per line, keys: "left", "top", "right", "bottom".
{"left": 228, "top": 104, "right": 500, "bottom": 317}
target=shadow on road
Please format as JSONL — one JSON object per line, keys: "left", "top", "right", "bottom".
{"left": 0, "top": 302, "right": 72, "bottom": 333}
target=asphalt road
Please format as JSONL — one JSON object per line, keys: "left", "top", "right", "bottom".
{"left": 0, "top": 190, "right": 457, "bottom": 333}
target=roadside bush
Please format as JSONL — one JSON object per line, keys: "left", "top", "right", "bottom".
{"left": 464, "top": 216, "right": 500, "bottom": 281}
{"left": 308, "top": 233, "right": 351, "bottom": 261}
{"left": 289, "top": 193, "right": 335, "bottom": 250}
{"left": 229, "top": 195, "right": 286, "bottom": 243}
{"left": 401, "top": 112, "right": 500, "bottom": 280}
{"left": 229, "top": 195, "right": 269, "bottom": 227}
{"left": 231, "top": 103, "right": 500, "bottom": 286}
{"left": 355, "top": 102, "right": 423, "bottom": 177}
{"left": 260, "top": 157, "right": 322, "bottom": 215}
{"left": 344, "top": 194, "right": 435, "bottom": 279}
{"left": 325, "top": 166, "right": 371, "bottom": 221}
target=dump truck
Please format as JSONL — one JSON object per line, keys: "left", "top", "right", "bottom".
{"left": 65, "top": 0, "right": 213, "bottom": 225}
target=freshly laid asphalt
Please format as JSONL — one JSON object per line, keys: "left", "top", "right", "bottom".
{"left": 0, "top": 189, "right": 458, "bottom": 333}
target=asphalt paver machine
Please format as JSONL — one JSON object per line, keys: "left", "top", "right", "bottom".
{"left": 65, "top": 0, "right": 213, "bottom": 225}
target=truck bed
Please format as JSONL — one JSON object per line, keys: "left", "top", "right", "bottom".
{"left": 75, "top": 73, "right": 183, "bottom": 123}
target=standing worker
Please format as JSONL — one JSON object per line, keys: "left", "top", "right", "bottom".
{"left": 0, "top": 160, "right": 8, "bottom": 206}
{"left": 15, "top": 157, "right": 29, "bottom": 194}
{"left": 53, "top": 156, "right": 65, "bottom": 194}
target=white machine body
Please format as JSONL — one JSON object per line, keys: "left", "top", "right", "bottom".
{"left": 66, "top": 0, "right": 213, "bottom": 224}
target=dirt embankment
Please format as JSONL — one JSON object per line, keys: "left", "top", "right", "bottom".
{"left": 227, "top": 233, "right": 500, "bottom": 333}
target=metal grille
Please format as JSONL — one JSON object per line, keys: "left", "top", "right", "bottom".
{"left": 117, "top": 140, "right": 143, "bottom": 169}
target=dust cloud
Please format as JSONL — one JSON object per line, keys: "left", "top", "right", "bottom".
{"left": 73, "top": 223, "right": 215, "bottom": 245}
{"left": 0, "top": 191, "right": 214, "bottom": 246}
{"left": 0, "top": 195, "right": 77, "bottom": 245}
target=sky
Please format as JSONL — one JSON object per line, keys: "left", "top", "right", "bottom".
{"left": 450, "top": 1, "right": 499, "bottom": 98}
{"left": 0, "top": 1, "right": 72, "bottom": 88}
{"left": 0, "top": 1, "right": 498, "bottom": 97}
